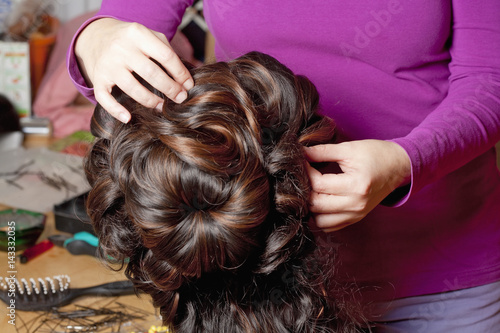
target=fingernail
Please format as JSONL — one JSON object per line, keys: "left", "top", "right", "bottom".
{"left": 183, "top": 79, "right": 194, "bottom": 90}
{"left": 118, "top": 112, "right": 130, "bottom": 123}
{"left": 175, "top": 91, "right": 187, "bottom": 103}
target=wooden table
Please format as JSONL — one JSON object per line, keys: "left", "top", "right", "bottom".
{"left": 0, "top": 134, "right": 159, "bottom": 333}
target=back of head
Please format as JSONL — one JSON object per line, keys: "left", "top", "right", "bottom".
{"left": 85, "top": 52, "right": 349, "bottom": 332}
{"left": 0, "top": 95, "right": 21, "bottom": 133}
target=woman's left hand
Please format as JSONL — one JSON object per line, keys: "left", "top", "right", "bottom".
{"left": 304, "top": 140, "right": 411, "bottom": 232}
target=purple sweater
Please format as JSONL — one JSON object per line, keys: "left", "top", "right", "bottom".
{"left": 68, "top": 0, "right": 500, "bottom": 302}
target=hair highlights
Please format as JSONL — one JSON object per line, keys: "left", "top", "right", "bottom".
{"left": 85, "top": 52, "right": 358, "bottom": 332}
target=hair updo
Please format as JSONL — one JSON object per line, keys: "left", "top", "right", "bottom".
{"left": 85, "top": 52, "right": 357, "bottom": 332}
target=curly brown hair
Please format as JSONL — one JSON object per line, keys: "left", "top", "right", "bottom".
{"left": 84, "top": 52, "right": 359, "bottom": 332}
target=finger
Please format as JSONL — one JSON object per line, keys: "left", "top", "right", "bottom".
{"left": 305, "top": 161, "right": 324, "bottom": 184}
{"left": 312, "top": 212, "right": 360, "bottom": 232}
{"left": 131, "top": 58, "right": 188, "bottom": 104}
{"left": 94, "top": 86, "right": 131, "bottom": 123}
{"left": 306, "top": 162, "right": 334, "bottom": 194}
{"left": 323, "top": 225, "right": 350, "bottom": 233}
{"left": 114, "top": 70, "right": 165, "bottom": 109}
{"left": 307, "top": 164, "right": 355, "bottom": 194}
{"left": 147, "top": 30, "right": 194, "bottom": 89}
{"left": 304, "top": 144, "right": 347, "bottom": 163}
{"left": 309, "top": 191, "right": 354, "bottom": 214}
{"left": 121, "top": 25, "right": 193, "bottom": 103}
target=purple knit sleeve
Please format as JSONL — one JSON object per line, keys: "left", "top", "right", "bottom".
{"left": 66, "top": 0, "right": 194, "bottom": 103}
{"left": 391, "top": 0, "right": 500, "bottom": 205}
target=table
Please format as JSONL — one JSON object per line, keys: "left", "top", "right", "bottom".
{"left": 0, "top": 134, "right": 159, "bottom": 333}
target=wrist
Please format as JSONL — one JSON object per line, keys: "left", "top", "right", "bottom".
{"left": 74, "top": 18, "right": 114, "bottom": 87}
{"left": 389, "top": 141, "right": 412, "bottom": 187}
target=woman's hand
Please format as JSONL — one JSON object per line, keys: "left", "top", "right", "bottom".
{"left": 75, "top": 18, "right": 194, "bottom": 123}
{"left": 305, "top": 140, "right": 411, "bottom": 232}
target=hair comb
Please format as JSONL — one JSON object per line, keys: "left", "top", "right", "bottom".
{"left": 0, "top": 275, "right": 135, "bottom": 311}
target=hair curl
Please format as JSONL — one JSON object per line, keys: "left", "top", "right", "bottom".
{"left": 84, "top": 52, "right": 358, "bottom": 332}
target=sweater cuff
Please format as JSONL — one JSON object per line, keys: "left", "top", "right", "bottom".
{"left": 380, "top": 139, "right": 418, "bottom": 207}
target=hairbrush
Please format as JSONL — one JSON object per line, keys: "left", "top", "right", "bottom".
{"left": 0, "top": 275, "right": 135, "bottom": 311}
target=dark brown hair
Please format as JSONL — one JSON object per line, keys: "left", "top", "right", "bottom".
{"left": 0, "top": 94, "right": 21, "bottom": 133}
{"left": 85, "top": 52, "right": 357, "bottom": 332}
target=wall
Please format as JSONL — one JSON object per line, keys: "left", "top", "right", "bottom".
{"left": 52, "top": 0, "right": 102, "bottom": 23}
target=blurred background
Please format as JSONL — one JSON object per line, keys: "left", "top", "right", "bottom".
{"left": 0, "top": 0, "right": 210, "bottom": 142}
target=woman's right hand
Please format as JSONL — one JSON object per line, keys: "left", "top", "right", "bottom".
{"left": 75, "top": 18, "right": 194, "bottom": 123}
